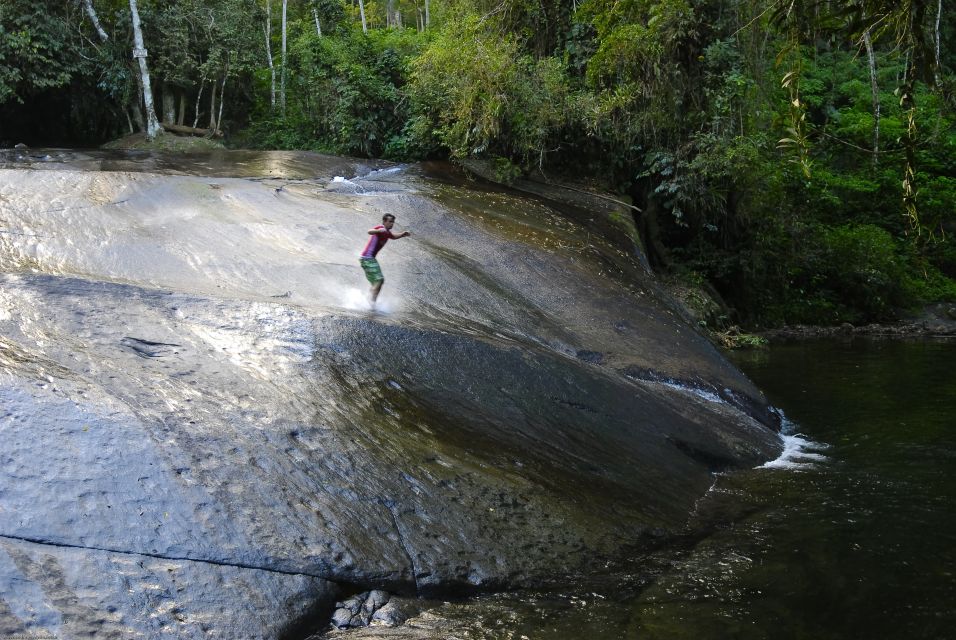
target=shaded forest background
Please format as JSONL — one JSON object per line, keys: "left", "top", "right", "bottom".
{"left": 2, "top": 0, "right": 955, "bottom": 329}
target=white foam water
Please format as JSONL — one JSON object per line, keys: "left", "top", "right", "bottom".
{"left": 759, "top": 413, "right": 830, "bottom": 470}
{"left": 647, "top": 378, "right": 725, "bottom": 404}
{"left": 327, "top": 176, "right": 364, "bottom": 194}
{"left": 337, "top": 286, "right": 397, "bottom": 314}
{"left": 362, "top": 166, "right": 403, "bottom": 179}
{"left": 649, "top": 380, "right": 829, "bottom": 471}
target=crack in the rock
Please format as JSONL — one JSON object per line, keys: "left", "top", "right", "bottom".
{"left": 381, "top": 500, "right": 421, "bottom": 596}
{"left": 0, "top": 532, "right": 326, "bottom": 581}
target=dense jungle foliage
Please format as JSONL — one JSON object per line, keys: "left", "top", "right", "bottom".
{"left": 2, "top": 0, "right": 955, "bottom": 328}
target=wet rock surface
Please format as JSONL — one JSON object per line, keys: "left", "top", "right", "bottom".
{"left": 0, "top": 150, "right": 783, "bottom": 637}
{"left": 0, "top": 537, "right": 337, "bottom": 640}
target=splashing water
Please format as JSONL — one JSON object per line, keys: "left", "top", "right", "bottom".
{"left": 336, "top": 285, "right": 397, "bottom": 314}
{"left": 759, "top": 412, "right": 830, "bottom": 470}
{"left": 328, "top": 176, "right": 364, "bottom": 194}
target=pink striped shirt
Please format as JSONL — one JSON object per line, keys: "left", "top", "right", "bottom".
{"left": 360, "top": 225, "right": 396, "bottom": 258}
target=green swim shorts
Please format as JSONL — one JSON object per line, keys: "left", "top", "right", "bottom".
{"left": 360, "top": 257, "right": 384, "bottom": 284}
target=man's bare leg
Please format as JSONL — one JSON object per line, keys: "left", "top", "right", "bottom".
{"left": 369, "top": 280, "right": 383, "bottom": 308}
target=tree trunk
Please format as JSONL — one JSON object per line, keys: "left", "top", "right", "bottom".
{"left": 631, "top": 180, "right": 670, "bottom": 272}
{"left": 208, "top": 80, "right": 218, "bottom": 131}
{"left": 265, "top": 0, "right": 276, "bottom": 111}
{"left": 281, "top": 0, "right": 287, "bottom": 115}
{"left": 863, "top": 29, "right": 880, "bottom": 167}
{"left": 193, "top": 81, "right": 204, "bottom": 128}
{"left": 217, "top": 77, "right": 226, "bottom": 135}
{"left": 313, "top": 6, "right": 322, "bottom": 36}
{"left": 935, "top": 0, "right": 943, "bottom": 87}
{"left": 217, "top": 56, "right": 229, "bottom": 135}
{"left": 162, "top": 83, "right": 176, "bottom": 124}
{"left": 386, "top": 0, "right": 395, "bottom": 27}
{"left": 129, "top": 0, "right": 161, "bottom": 139}
{"left": 358, "top": 0, "right": 368, "bottom": 33}
{"left": 177, "top": 93, "right": 186, "bottom": 125}
{"left": 83, "top": 0, "right": 109, "bottom": 42}
{"left": 425, "top": 0, "right": 430, "bottom": 28}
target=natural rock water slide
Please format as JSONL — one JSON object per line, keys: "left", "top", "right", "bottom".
{"left": 0, "top": 150, "right": 781, "bottom": 638}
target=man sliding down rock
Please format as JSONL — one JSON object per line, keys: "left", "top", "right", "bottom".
{"left": 359, "top": 213, "right": 411, "bottom": 308}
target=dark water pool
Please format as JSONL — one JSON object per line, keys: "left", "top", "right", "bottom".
{"left": 401, "top": 339, "right": 956, "bottom": 640}
{"left": 627, "top": 338, "right": 956, "bottom": 640}
{"left": 709, "top": 338, "right": 956, "bottom": 640}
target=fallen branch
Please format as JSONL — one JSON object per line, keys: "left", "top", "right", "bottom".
{"left": 160, "top": 122, "right": 220, "bottom": 137}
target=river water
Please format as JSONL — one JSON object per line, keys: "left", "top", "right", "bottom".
{"left": 404, "top": 338, "right": 955, "bottom": 640}
{"left": 722, "top": 339, "right": 956, "bottom": 640}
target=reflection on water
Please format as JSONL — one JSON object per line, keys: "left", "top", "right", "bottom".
{"left": 386, "top": 339, "right": 956, "bottom": 639}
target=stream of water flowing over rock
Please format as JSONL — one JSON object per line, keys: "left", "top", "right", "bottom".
{"left": 0, "top": 149, "right": 789, "bottom": 638}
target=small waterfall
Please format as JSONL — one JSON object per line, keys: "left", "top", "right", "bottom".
{"left": 759, "top": 412, "right": 830, "bottom": 470}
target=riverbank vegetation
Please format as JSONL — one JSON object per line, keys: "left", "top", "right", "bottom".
{"left": 1, "top": 0, "right": 954, "bottom": 328}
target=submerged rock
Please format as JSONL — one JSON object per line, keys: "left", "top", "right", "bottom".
{"left": 0, "top": 151, "right": 782, "bottom": 637}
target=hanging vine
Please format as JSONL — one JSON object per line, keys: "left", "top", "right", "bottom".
{"left": 775, "top": 2, "right": 812, "bottom": 179}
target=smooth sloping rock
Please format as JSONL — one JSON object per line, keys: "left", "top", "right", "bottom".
{"left": 0, "top": 151, "right": 783, "bottom": 635}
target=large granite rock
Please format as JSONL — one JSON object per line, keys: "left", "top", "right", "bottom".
{"left": 0, "top": 151, "right": 782, "bottom": 637}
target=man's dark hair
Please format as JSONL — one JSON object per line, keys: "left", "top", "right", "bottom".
{"left": 383, "top": 214, "right": 396, "bottom": 222}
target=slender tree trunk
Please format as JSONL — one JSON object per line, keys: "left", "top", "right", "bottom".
{"left": 358, "top": 0, "right": 368, "bottom": 33}
{"left": 209, "top": 80, "right": 218, "bottom": 131}
{"left": 425, "top": 0, "right": 430, "bottom": 28}
{"left": 129, "top": 0, "right": 161, "bottom": 139}
{"left": 217, "top": 77, "right": 226, "bottom": 135}
{"left": 177, "top": 93, "right": 186, "bottom": 126}
{"left": 387, "top": 0, "right": 395, "bottom": 27}
{"left": 162, "top": 83, "right": 176, "bottom": 124}
{"left": 265, "top": 0, "right": 276, "bottom": 111}
{"left": 216, "top": 55, "right": 229, "bottom": 135}
{"left": 313, "top": 6, "right": 322, "bottom": 36}
{"left": 935, "top": 0, "right": 943, "bottom": 87}
{"left": 193, "top": 81, "right": 204, "bottom": 128}
{"left": 281, "top": 0, "right": 287, "bottom": 116}
{"left": 83, "top": 0, "right": 109, "bottom": 42}
{"left": 125, "top": 109, "right": 135, "bottom": 134}
{"left": 863, "top": 29, "right": 880, "bottom": 167}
